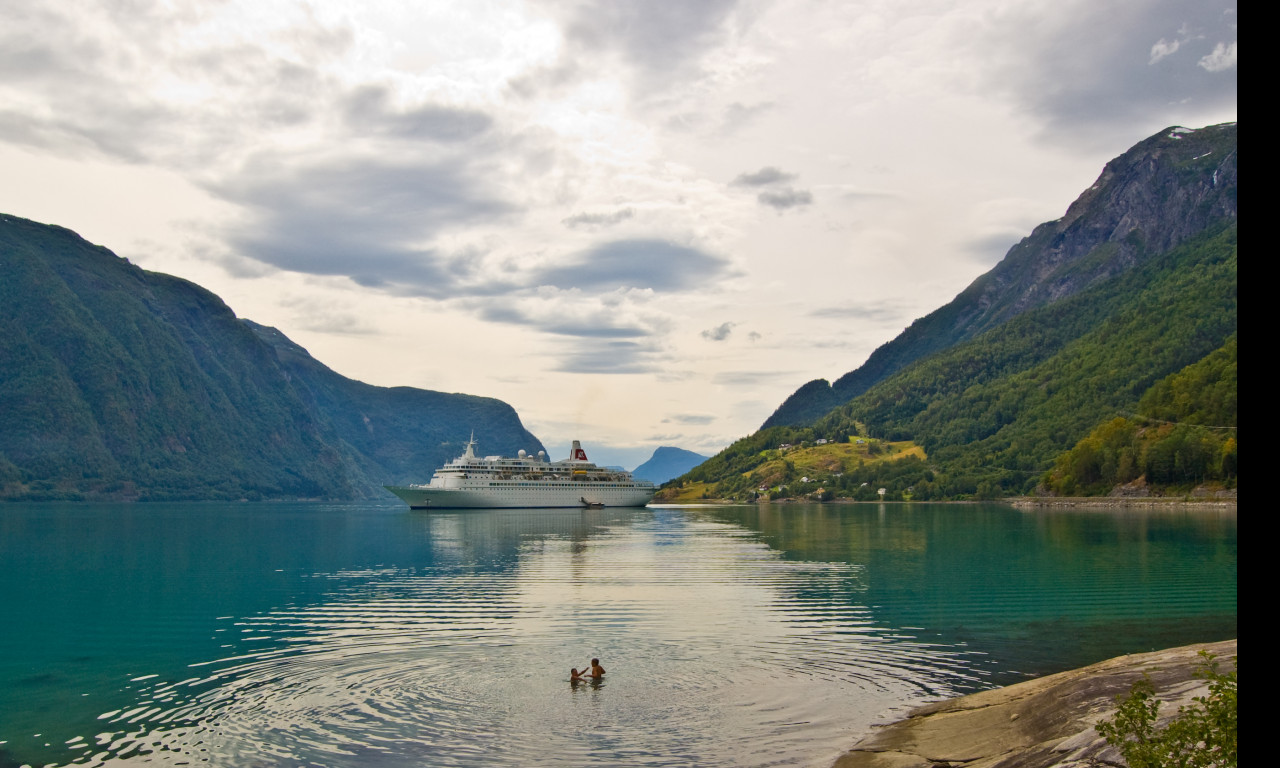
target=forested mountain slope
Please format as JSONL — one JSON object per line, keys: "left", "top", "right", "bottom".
{"left": 814, "top": 225, "right": 1236, "bottom": 497}
{"left": 764, "top": 123, "right": 1237, "bottom": 429}
{"left": 679, "top": 125, "right": 1237, "bottom": 500}
{"left": 1043, "top": 335, "right": 1236, "bottom": 496}
{"left": 0, "top": 214, "right": 542, "bottom": 501}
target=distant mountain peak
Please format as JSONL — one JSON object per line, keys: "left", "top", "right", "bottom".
{"left": 632, "top": 446, "right": 709, "bottom": 484}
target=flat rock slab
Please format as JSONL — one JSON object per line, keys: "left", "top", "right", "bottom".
{"left": 832, "top": 639, "right": 1235, "bottom": 768}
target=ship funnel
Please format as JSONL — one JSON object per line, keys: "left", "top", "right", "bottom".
{"left": 571, "top": 440, "right": 588, "bottom": 461}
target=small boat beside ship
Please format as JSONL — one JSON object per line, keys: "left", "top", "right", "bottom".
{"left": 384, "top": 437, "right": 656, "bottom": 509}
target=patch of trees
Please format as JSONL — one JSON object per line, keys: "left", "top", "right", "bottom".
{"left": 1044, "top": 336, "right": 1236, "bottom": 495}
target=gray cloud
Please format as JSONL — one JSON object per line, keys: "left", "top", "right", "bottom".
{"left": 0, "top": 1, "right": 532, "bottom": 305}
{"left": 531, "top": 239, "right": 732, "bottom": 292}
{"left": 662, "top": 414, "right": 715, "bottom": 425}
{"left": 811, "top": 301, "right": 910, "bottom": 324}
{"left": 476, "top": 305, "right": 530, "bottom": 326}
{"left": 0, "top": 27, "right": 179, "bottom": 163}
{"left": 731, "top": 166, "right": 813, "bottom": 210}
{"left": 982, "top": 0, "right": 1237, "bottom": 148}
{"left": 0, "top": 3, "right": 355, "bottom": 166}
{"left": 758, "top": 188, "right": 813, "bottom": 210}
{"left": 553, "top": 339, "right": 664, "bottom": 374}
{"left": 711, "top": 370, "right": 795, "bottom": 386}
{"left": 558, "top": 1, "right": 740, "bottom": 82}
{"left": 343, "top": 86, "right": 494, "bottom": 143}
{"left": 731, "top": 166, "right": 796, "bottom": 187}
{"left": 701, "top": 322, "right": 735, "bottom": 341}
{"left": 545, "top": 324, "right": 648, "bottom": 338}
{"left": 475, "top": 299, "right": 668, "bottom": 372}
{"left": 562, "top": 208, "right": 635, "bottom": 229}
{"left": 214, "top": 155, "right": 515, "bottom": 294}
{"left": 721, "top": 102, "right": 774, "bottom": 135}
{"left": 511, "top": 1, "right": 743, "bottom": 99}
{"left": 475, "top": 302, "right": 654, "bottom": 341}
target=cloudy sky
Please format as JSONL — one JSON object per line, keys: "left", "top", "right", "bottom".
{"left": 0, "top": 0, "right": 1236, "bottom": 468}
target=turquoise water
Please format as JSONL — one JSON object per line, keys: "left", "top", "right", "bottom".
{"left": 0, "top": 502, "right": 1236, "bottom": 767}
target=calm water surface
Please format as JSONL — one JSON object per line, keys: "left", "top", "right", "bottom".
{"left": 0, "top": 502, "right": 1236, "bottom": 767}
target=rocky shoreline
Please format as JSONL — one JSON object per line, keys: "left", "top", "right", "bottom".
{"left": 658, "top": 497, "right": 1237, "bottom": 508}
{"left": 1007, "top": 497, "right": 1236, "bottom": 509}
{"left": 831, "top": 639, "right": 1236, "bottom": 768}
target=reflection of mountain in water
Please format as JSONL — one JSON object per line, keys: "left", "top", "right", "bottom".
{"left": 690, "top": 503, "right": 1238, "bottom": 682}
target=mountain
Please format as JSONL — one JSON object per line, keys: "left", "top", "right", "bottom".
{"left": 1042, "top": 335, "right": 1236, "bottom": 497}
{"left": 0, "top": 214, "right": 543, "bottom": 501}
{"left": 632, "top": 446, "right": 709, "bottom": 484}
{"left": 763, "top": 123, "right": 1238, "bottom": 429}
{"left": 676, "top": 124, "right": 1236, "bottom": 500}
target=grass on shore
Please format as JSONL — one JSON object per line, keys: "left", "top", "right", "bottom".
{"left": 657, "top": 438, "right": 926, "bottom": 503}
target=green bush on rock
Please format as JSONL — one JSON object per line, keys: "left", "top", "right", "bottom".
{"left": 1096, "top": 651, "right": 1236, "bottom": 768}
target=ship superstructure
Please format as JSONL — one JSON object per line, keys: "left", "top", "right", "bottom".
{"left": 385, "top": 437, "right": 656, "bottom": 509}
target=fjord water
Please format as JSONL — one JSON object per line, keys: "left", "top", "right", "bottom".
{"left": 0, "top": 503, "right": 1235, "bottom": 768}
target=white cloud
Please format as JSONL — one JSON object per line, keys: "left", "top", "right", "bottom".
{"left": 1149, "top": 38, "right": 1183, "bottom": 65}
{"left": 1199, "top": 41, "right": 1237, "bottom": 72}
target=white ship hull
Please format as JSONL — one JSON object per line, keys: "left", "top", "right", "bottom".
{"left": 385, "top": 437, "right": 655, "bottom": 509}
{"left": 384, "top": 482, "right": 655, "bottom": 509}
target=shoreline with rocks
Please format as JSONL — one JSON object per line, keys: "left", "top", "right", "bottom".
{"left": 657, "top": 497, "right": 1237, "bottom": 509}
{"left": 1007, "top": 496, "right": 1236, "bottom": 510}
{"left": 830, "top": 639, "right": 1236, "bottom": 768}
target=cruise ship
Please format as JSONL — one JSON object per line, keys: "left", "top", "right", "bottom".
{"left": 385, "top": 437, "right": 656, "bottom": 509}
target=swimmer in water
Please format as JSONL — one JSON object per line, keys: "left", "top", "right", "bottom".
{"left": 583, "top": 658, "right": 605, "bottom": 679}
{"left": 570, "top": 668, "right": 585, "bottom": 682}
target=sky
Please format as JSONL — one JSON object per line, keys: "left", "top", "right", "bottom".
{"left": 0, "top": 0, "right": 1236, "bottom": 469}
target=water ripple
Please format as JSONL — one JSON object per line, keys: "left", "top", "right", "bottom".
{"left": 60, "top": 520, "right": 961, "bottom": 766}
{"left": 5, "top": 504, "right": 1233, "bottom": 768}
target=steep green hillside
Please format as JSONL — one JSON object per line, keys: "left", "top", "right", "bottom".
{"left": 764, "top": 123, "right": 1237, "bottom": 428}
{"left": 679, "top": 123, "right": 1238, "bottom": 501}
{"left": 246, "top": 321, "right": 542, "bottom": 487}
{"left": 686, "top": 225, "right": 1235, "bottom": 500}
{"left": 1043, "top": 336, "right": 1236, "bottom": 496}
{"left": 819, "top": 225, "right": 1236, "bottom": 497}
{"left": 0, "top": 214, "right": 542, "bottom": 501}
